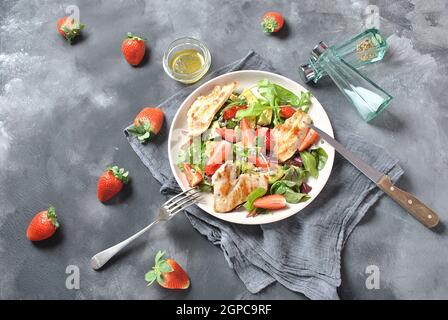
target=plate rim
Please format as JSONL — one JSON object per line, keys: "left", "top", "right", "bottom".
{"left": 167, "top": 70, "right": 334, "bottom": 225}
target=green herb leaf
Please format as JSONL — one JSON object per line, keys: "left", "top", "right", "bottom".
{"left": 198, "top": 180, "right": 213, "bottom": 192}
{"left": 283, "top": 189, "right": 308, "bottom": 203}
{"left": 244, "top": 187, "right": 267, "bottom": 211}
{"left": 226, "top": 120, "right": 237, "bottom": 129}
{"left": 256, "top": 80, "right": 312, "bottom": 111}
{"left": 236, "top": 101, "right": 271, "bottom": 119}
{"left": 311, "top": 147, "right": 328, "bottom": 170}
{"left": 300, "top": 151, "right": 319, "bottom": 178}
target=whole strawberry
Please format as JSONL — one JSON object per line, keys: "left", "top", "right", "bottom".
{"left": 27, "top": 206, "right": 60, "bottom": 241}
{"left": 97, "top": 166, "right": 129, "bottom": 202}
{"left": 121, "top": 32, "right": 146, "bottom": 66}
{"left": 57, "top": 16, "right": 85, "bottom": 44}
{"left": 128, "top": 107, "right": 164, "bottom": 143}
{"left": 145, "top": 251, "right": 190, "bottom": 290}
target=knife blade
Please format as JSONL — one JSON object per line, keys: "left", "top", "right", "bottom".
{"left": 308, "top": 124, "right": 439, "bottom": 228}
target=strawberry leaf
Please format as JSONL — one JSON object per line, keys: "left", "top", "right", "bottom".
{"left": 145, "top": 271, "right": 157, "bottom": 285}
{"left": 46, "top": 206, "right": 59, "bottom": 228}
{"left": 126, "top": 32, "right": 146, "bottom": 41}
{"left": 107, "top": 165, "right": 129, "bottom": 184}
{"left": 159, "top": 261, "right": 173, "bottom": 273}
{"left": 155, "top": 250, "right": 165, "bottom": 264}
{"left": 128, "top": 120, "right": 154, "bottom": 144}
{"left": 261, "top": 17, "right": 279, "bottom": 33}
{"left": 156, "top": 273, "right": 164, "bottom": 286}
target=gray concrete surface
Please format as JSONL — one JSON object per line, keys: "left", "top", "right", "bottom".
{"left": 0, "top": 0, "right": 447, "bottom": 299}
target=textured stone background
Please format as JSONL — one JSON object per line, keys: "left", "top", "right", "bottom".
{"left": 0, "top": 0, "right": 447, "bottom": 299}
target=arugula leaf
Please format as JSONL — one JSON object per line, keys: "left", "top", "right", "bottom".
{"left": 296, "top": 91, "right": 312, "bottom": 112}
{"left": 311, "top": 147, "right": 328, "bottom": 170}
{"left": 257, "top": 80, "right": 279, "bottom": 106}
{"left": 299, "top": 151, "right": 318, "bottom": 178}
{"left": 257, "top": 80, "right": 312, "bottom": 111}
{"left": 236, "top": 100, "right": 272, "bottom": 119}
{"left": 271, "top": 83, "right": 300, "bottom": 105}
{"left": 244, "top": 187, "right": 267, "bottom": 211}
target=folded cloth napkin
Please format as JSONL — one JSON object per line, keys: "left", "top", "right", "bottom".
{"left": 124, "top": 51, "right": 403, "bottom": 300}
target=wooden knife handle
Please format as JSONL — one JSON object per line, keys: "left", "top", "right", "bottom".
{"left": 377, "top": 176, "right": 439, "bottom": 228}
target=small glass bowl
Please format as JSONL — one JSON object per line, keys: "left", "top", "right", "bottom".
{"left": 163, "top": 37, "right": 211, "bottom": 84}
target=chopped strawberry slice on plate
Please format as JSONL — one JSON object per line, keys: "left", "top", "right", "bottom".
{"left": 253, "top": 194, "right": 286, "bottom": 210}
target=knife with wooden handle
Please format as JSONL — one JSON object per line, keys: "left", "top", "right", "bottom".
{"left": 309, "top": 124, "right": 439, "bottom": 228}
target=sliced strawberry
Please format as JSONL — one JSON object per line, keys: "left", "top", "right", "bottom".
{"left": 182, "top": 163, "right": 203, "bottom": 187}
{"left": 298, "top": 128, "right": 319, "bottom": 151}
{"left": 223, "top": 105, "right": 247, "bottom": 120}
{"left": 205, "top": 164, "right": 222, "bottom": 176}
{"left": 279, "top": 106, "right": 296, "bottom": 118}
{"left": 215, "top": 127, "right": 239, "bottom": 143}
{"left": 253, "top": 194, "right": 286, "bottom": 210}
{"left": 248, "top": 155, "right": 270, "bottom": 170}
{"left": 205, "top": 141, "right": 232, "bottom": 176}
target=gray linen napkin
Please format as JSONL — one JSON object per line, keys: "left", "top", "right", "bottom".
{"left": 124, "top": 51, "right": 403, "bottom": 300}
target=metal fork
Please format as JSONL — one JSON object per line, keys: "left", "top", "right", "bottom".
{"left": 90, "top": 188, "right": 201, "bottom": 270}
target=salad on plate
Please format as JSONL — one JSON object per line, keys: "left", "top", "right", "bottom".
{"left": 177, "top": 79, "right": 327, "bottom": 217}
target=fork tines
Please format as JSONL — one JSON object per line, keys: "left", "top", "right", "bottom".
{"left": 163, "top": 188, "right": 201, "bottom": 214}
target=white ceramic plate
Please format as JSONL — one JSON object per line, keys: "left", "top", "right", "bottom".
{"left": 168, "top": 70, "right": 334, "bottom": 225}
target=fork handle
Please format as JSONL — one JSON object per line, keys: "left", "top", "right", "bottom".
{"left": 90, "top": 219, "right": 161, "bottom": 270}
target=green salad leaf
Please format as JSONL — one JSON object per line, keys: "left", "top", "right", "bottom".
{"left": 257, "top": 80, "right": 312, "bottom": 111}
{"left": 270, "top": 180, "right": 309, "bottom": 204}
{"left": 311, "top": 147, "right": 328, "bottom": 170}
{"left": 236, "top": 100, "right": 272, "bottom": 119}
{"left": 197, "top": 180, "right": 213, "bottom": 193}
{"left": 299, "top": 151, "right": 319, "bottom": 178}
{"left": 284, "top": 189, "right": 310, "bottom": 204}
{"left": 283, "top": 165, "right": 308, "bottom": 184}
{"left": 244, "top": 187, "right": 267, "bottom": 211}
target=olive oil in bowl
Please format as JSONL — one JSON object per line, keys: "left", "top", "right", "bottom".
{"left": 163, "top": 37, "right": 211, "bottom": 84}
{"left": 169, "top": 49, "right": 205, "bottom": 74}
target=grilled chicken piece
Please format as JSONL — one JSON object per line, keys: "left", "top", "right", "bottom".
{"left": 272, "top": 110, "right": 311, "bottom": 162}
{"left": 187, "top": 81, "right": 237, "bottom": 137}
{"left": 212, "top": 161, "right": 269, "bottom": 213}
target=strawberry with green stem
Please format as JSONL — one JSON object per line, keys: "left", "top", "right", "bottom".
{"left": 57, "top": 16, "right": 85, "bottom": 44}
{"left": 27, "top": 206, "right": 60, "bottom": 241}
{"left": 261, "top": 12, "right": 284, "bottom": 33}
{"left": 97, "top": 166, "right": 129, "bottom": 202}
{"left": 145, "top": 251, "right": 190, "bottom": 289}
{"left": 128, "top": 107, "right": 164, "bottom": 143}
